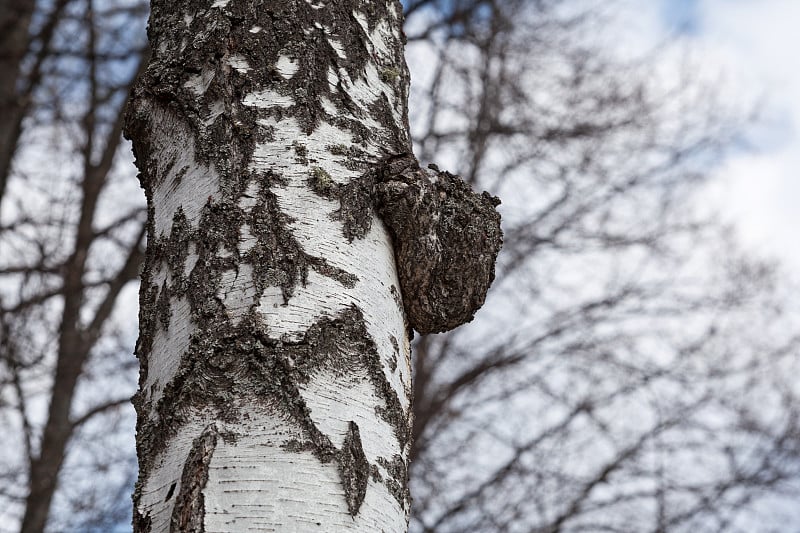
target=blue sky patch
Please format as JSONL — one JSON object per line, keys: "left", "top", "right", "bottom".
{"left": 661, "top": 0, "right": 702, "bottom": 34}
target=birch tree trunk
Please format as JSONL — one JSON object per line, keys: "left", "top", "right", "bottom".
{"left": 125, "top": 0, "right": 500, "bottom": 531}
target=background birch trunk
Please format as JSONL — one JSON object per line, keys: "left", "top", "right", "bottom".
{"left": 126, "top": 1, "right": 417, "bottom": 530}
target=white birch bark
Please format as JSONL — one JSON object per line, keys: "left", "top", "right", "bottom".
{"left": 126, "top": 1, "right": 414, "bottom": 531}
{"left": 125, "top": 0, "right": 501, "bottom": 531}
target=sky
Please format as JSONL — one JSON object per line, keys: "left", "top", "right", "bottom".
{"left": 655, "top": 0, "right": 800, "bottom": 274}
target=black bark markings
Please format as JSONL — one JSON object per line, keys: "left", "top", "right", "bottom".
{"left": 340, "top": 421, "right": 370, "bottom": 516}
{"left": 136, "top": 203, "right": 419, "bottom": 521}
{"left": 131, "top": 159, "right": 409, "bottom": 522}
{"left": 126, "top": 0, "right": 409, "bottom": 195}
{"left": 130, "top": 186, "right": 382, "bottom": 526}
{"left": 156, "top": 281, "right": 171, "bottom": 330}
{"left": 306, "top": 153, "right": 504, "bottom": 335}
{"left": 388, "top": 335, "right": 399, "bottom": 373}
{"left": 135, "top": 297, "right": 410, "bottom": 521}
{"left": 135, "top": 282, "right": 159, "bottom": 384}
{"left": 133, "top": 509, "right": 152, "bottom": 533}
{"left": 308, "top": 166, "right": 374, "bottom": 242}
{"left": 170, "top": 425, "right": 219, "bottom": 533}
{"left": 125, "top": 0, "right": 500, "bottom": 523}
{"left": 164, "top": 483, "right": 176, "bottom": 502}
{"left": 377, "top": 454, "right": 410, "bottom": 510}
{"left": 164, "top": 207, "right": 191, "bottom": 292}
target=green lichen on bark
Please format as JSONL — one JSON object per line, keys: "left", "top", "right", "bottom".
{"left": 309, "top": 166, "right": 337, "bottom": 197}
{"left": 380, "top": 67, "right": 401, "bottom": 84}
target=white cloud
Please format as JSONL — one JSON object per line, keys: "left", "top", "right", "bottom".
{"left": 610, "top": 0, "right": 800, "bottom": 271}
{"left": 693, "top": 0, "right": 800, "bottom": 271}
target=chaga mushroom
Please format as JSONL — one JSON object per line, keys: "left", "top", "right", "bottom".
{"left": 373, "top": 154, "right": 503, "bottom": 335}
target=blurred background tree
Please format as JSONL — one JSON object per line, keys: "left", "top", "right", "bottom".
{"left": 1, "top": 0, "right": 799, "bottom": 532}
{"left": 0, "top": 0, "right": 148, "bottom": 530}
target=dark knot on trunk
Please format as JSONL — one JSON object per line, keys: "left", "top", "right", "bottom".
{"left": 373, "top": 154, "right": 503, "bottom": 335}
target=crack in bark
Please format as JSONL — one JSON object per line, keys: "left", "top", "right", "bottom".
{"left": 339, "top": 421, "right": 370, "bottom": 516}
{"left": 170, "top": 425, "right": 219, "bottom": 533}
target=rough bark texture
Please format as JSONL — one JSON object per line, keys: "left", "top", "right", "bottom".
{"left": 374, "top": 155, "right": 503, "bottom": 334}
{"left": 170, "top": 425, "right": 218, "bottom": 533}
{"left": 125, "top": 0, "right": 501, "bottom": 531}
